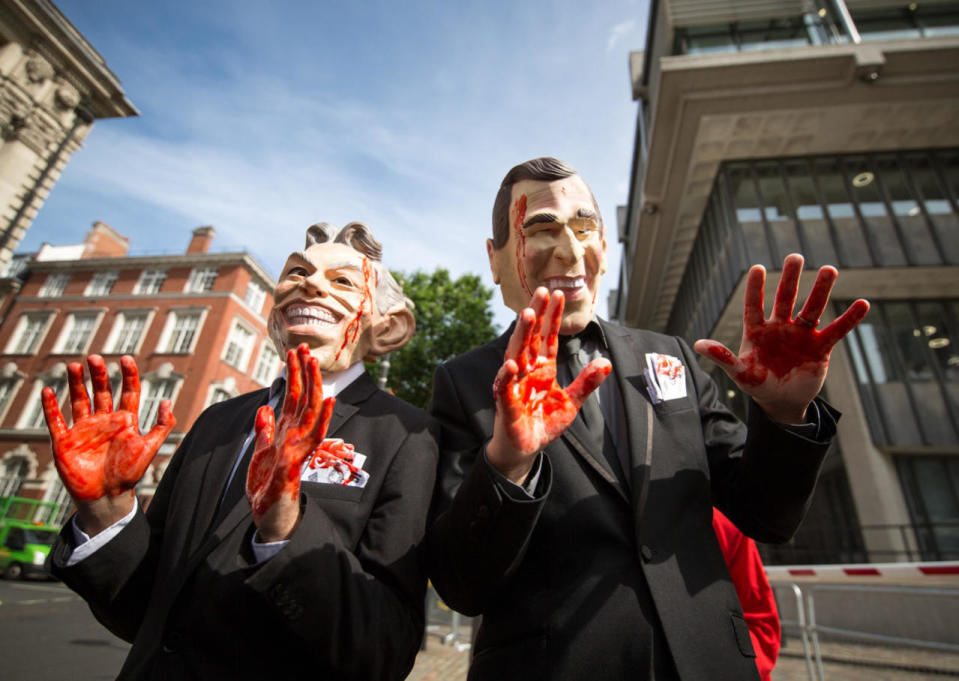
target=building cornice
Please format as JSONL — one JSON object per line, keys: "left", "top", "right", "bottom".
{"left": 623, "top": 36, "right": 959, "bottom": 330}
{"left": 28, "top": 251, "right": 276, "bottom": 289}
{"left": 0, "top": 0, "right": 137, "bottom": 118}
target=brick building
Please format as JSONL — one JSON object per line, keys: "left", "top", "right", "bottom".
{"left": 0, "top": 222, "right": 278, "bottom": 524}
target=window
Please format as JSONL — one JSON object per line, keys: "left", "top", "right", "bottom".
{"left": 252, "top": 344, "right": 280, "bottom": 385}
{"left": 135, "top": 269, "right": 167, "bottom": 295}
{"left": 164, "top": 311, "right": 201, "bottom": 353}
{"left": 39, "top": 272, "right": 70, "bottom": 297}
{"left": 222, "top": 321, "right": 255, "bottom": 369}
{"left": 26, "top": 377, "right": 66, "bottom": 429}
{"left": 85, "top": 271, "right": 118, "bottom": 296}
{"left": 108, "top": 312, "right": 149, "bottom": 354}
{"left": 185, "top": 267, "right": 218, "bottom": 293}
{"left": 140, "top": 379, "right": 177, "bottom": 431}
{"left": 56, "top": 313, "right": 99, "bottom": 354}
{"left": 6, "top": 312, "right": 51, "bottom": 354}
{"left": 0, "top": 377, "right": 19, "bottom": 421}
{"left": 42, "top": 479, "right": 72, "bottom": 527}
{"left": 0, "top": 456, "right": 28, "bottom": 497}
{"left": 843, "top": 299, "right": 959, "bottom": 448}
{"left": 209, "top": 387, "right": 232, "bottom": 406}
{"left": 245, "top": 281, "right": 267, "bottom": 313}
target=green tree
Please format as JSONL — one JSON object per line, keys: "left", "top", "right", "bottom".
{"left": 372, "top": 268, "right": 499, "bottom": 410}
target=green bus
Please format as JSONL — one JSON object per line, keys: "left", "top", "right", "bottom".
{"left": 0, "top": 496, "right": 63, "bottom": 580}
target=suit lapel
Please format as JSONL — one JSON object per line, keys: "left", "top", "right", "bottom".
{"left": 603, "top": 323, "right": 655, "bottom": 518}
{"left": 188, "top": 390, "right": 269, "bottom": 556}
{"left": 203, "top": 373, "right": 379, "bottom": 548}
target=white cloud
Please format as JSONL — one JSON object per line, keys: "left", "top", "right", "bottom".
{"left": 607, "top": 20, "right": 636, "bottom": 52}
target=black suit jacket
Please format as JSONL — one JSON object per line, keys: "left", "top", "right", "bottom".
{"left": 428, "top": 321, "right": 836, "bottom": 681}
{"left": 50, "top": 371, "right": 438, "bottom": 681}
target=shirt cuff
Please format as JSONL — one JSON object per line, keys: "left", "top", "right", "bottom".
{"left": 779, "top": 400, "right": 822, "bottom": 440}
{"left": 66, "top": 499, "right": 139, "bottom": 567}
{"left": 251, "top": 529, "right": 289, "bottom": 564}
{"left": 483, "top": 450, "right": 545, "bottom": 500}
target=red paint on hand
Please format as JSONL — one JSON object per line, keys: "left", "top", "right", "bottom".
{"left": 494, "top": 289, "right": 611, "bottom": 455}
{"left": 246, "top": 343, "right": 335, "bottom": 518}
{"left": 43, "top": 355, "right": 175, "bottom": 501}
{"left": 695, "top": 254, "right": 869, "bottom": 421}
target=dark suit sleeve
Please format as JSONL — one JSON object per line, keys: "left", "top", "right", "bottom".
{"left": 679, "top": 338, "right": 838, "bottom": 543}
{"left": 426, "top": 361, "right": 549, "bottom": 617}
{"left": 47, "top": 423, "right": 194, "bottom": 642}
{"left": 242, "top": 418, "right": 438, "bottom": 681}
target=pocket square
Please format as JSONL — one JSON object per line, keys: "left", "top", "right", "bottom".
{"left": 301, "top": 438, "right": 370, "bottom": 488}
{"left": 644, "top": 353, "right": 687, "bottom": 403}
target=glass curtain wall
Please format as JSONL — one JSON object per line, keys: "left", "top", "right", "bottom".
{"left": 668, "top": 149, "right": 959, "bottom": 343}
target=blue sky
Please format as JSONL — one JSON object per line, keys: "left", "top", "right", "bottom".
{"left": 27, "top": 0, "right": 649, "bottom": 331}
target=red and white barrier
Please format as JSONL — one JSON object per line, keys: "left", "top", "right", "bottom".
{"left": 765, "top": 561, "right": 959, "bottom": 580}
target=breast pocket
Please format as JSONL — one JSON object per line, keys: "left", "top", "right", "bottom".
{"left": 301, "top": 480, "right": 367, "bottom": 503}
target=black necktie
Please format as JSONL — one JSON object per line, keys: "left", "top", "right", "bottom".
{"left": 560, "top": 334, "right": 606, "bottom": 454}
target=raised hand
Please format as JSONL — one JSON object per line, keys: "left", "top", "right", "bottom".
{"left": 488, "top": 287, "right": 611, "bottom": 484}
{"left": 246, "top": 343, "right": 334, "bottom": 541}
{"left": 693, "top": 253, "right": 869, "bottom": 423}
{"left": 43, "top": 355, "right": 175, "bottom": 534}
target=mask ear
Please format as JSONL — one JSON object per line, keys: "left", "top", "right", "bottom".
{"left": 365, "top": 306, "right": 415, "bottom": 359}
{"left": 486, "top": 238, "right": 501, "bottom": 284}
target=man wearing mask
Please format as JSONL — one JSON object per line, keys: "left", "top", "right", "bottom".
{"left": 428, "top": 157, "right": 868, "bottom": 680}
{"left": 45, "top": 222, "right": 437, "bottom": 680}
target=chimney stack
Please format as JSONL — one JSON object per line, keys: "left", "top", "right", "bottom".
{"left": 187, "top": 226, "right": 216, "bottom": 254}
{"left": 82, "top": 221, "right": 130, "bottom": 258}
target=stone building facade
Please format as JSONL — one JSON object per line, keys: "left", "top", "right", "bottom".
{"left": 614, "top": 0, "right": 959, "bottom": 563}
{"left": 0, "top": 0, "right": 136, "bottom": 267}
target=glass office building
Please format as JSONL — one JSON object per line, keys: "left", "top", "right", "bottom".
{"left": 615, "top": 0, "right": 959, "bottom": 563}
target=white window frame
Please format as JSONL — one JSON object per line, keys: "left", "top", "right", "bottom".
{"left": 0, "top": 375, "right": 22, "bottom": 424}
{"left": 0, "top": 455, "right": 29, "bottom": 497}
{"left": 221, "top": 318, "right": 256, "bottom": 370}
{"left": 185, "top": 266, "right": 218, "bottom": 293}
{"left": 139, "top": 376, "right": 180, "bottom": 432}
{"left": 4, "top": 312, "right": 54, "bottom": 355}
{"left": 39, "top": 272, "right": 70, "bottom": 297}
{"left": 244, "top": 281, "right": 267, "bottom": 314}
{"left": 53, "top": 311, "right": 102, "bottom": 355}
{"left": 252, "top": 342, "right": 280, "bottom": 386}
{"left": 156, "top": 308, "right": 206, "bottom": 355}
{"left": 135, "top": 269, "right": 167, "bottom": 295}
{"left": 85, "top": 270, "right": 119, "bottom": 297}
{"left": 104, "top": 310, "right": 154, "bottom": 355}
{"left": 19, "top": 376, "right": 68, "bottom": 430}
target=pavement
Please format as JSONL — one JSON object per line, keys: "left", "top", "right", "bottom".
{"left": 406, "top": 636, "right": 959, "bottom": 680}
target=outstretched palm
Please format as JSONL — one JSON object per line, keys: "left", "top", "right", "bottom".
{"left": 493, "top": 288, "right": 610, "bottom": 457}
{"left": 694, "top": 254, "right": 869, "bottom": 423}
{"left": 246, "top": 343, "right": 334, "bottom": 539}
{"left": 43, "top": 355, "right": 175, "bottom": 501}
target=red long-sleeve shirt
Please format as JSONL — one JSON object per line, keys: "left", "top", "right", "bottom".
{"left": 712, "top": 508, "right": 781, "bottom": 681}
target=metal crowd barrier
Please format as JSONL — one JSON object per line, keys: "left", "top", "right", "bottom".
{"left": 770, "top": 580, "right": 959, "bottom": 681}
{"left": 425, "top": 584, "right": 472, "bottom": 651}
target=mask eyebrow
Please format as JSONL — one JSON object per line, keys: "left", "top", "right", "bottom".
{"left": 576, "top": 208, "right": 598, "bottom": 220}
{"left": 522, "top": 212, "right": 559, "bottom": 230}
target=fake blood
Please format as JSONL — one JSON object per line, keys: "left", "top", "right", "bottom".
{"left": 735, "top": 326, "right": 830, "bottom": 387}
{"left": 512, "top": 195, "right": 533, "bottom": 298}
{"left": 334, "top": 258, "right": 374, "bottom": 362}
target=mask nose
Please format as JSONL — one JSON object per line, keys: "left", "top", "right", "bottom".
{"left": 553, "top": 226, "right": 585, "bottom": 265}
